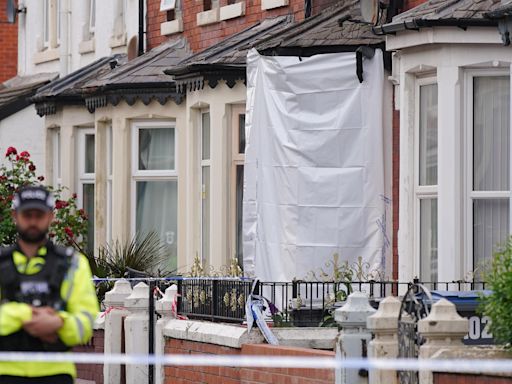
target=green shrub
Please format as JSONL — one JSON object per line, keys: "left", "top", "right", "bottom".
{"left": 480, "top": 236, "right": 512, "bottom": 348}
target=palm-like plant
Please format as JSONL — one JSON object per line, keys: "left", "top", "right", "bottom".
{"left": 94, "top": 231, "right": 172, "bottom": 278}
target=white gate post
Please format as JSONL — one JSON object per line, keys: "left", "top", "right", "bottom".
{"left": 335, "top": 291, "right": 376, "bottom": 384}
{"left": 418, "top": 299, "right": 468, "bottom": 384}
{"left": 367, "top": 296, "right": 401, "bottom": 384}
{"left": 103, "top": 279, "right": 133, "bottom": 384}
{"left": 155, "top": 285, "right": 177, "bottom": 384}
{"left": 124, "top": 282, "right": 150, "bottom": 384}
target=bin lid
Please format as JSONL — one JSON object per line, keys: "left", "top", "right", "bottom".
{"left": 430, "top": 290, "right": 492, "bottom": 300}
{"left": 418, "top": 290, "right": 492, "bottom": 312}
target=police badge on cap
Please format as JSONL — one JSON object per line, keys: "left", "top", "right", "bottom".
{"left": 12, "top": 185, "right": 55, "bottom": 212}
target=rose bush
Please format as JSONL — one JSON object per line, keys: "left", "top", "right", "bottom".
{"left": 0, "top": 147, "right": 88, "bottom": 251}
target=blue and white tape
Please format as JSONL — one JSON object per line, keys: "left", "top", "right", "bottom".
{"left": 0, "top": 353, "right": 509, "bottom": 374}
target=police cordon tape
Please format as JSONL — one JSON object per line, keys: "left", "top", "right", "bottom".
{"left": 0, "top": 353, "right": 510, "bottom": 374}
{"left": 92, "top": 277, "right": 253, "bottom": 282}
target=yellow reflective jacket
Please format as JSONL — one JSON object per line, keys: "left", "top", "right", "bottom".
{"left": 0, "top": 244, "right": 99, "bottom": 378}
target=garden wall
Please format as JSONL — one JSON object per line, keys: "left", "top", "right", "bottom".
{"left": 435, "top": 373, "right": 512, "bottom": 384}
{"left": 74, "top": 329, "right": 105, "bottom": 384}
{"left": 163, "top": 340, "right": 335, "bottom": 384}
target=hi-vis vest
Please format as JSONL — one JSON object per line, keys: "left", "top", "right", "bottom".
{"left": 0, "top": 242, "right": 72, "bottom": 352}
{"left": 0, "top": 241, "right": 99, "bottom": 378}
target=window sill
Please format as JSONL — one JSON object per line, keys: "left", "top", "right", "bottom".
{"left": 261, "top": 0, "right": 288, "bottom": 10}
{"left": 161, "top": 19, "right": 184, "bottom": 36}
{"left": 79, "top": 38, "right": 96, "bottom": 55}
{"left": 109, "top": 33, "right": 127, "bottom": 49}
{"left": 220, "top": 2, "right": 245, "bottom": 21}
{"left": 33, "top": 48, "right": 60, "bottom": 65}
{"left": 197, "top": 8, "right": 220, "bottom": 27}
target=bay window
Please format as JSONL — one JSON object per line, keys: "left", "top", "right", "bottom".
{"left": 200, "top": 111, "right": 211, "bottom": 266}
{"left": 77, "top": 128, "right": 95, "bottom": 255}
{"left": 416, "top": 81, "right": 438, "bottom": 283}
{"left": 132, "top": 122, "right": 178, "bottom": 271}
{"left": 231, "top": 105, "right": 246, "bottom": 268}
{"left": 467, "top": 74, "right": 511, "bottom": 274}
{"left": 50, "top": 128, "right": 61, "bottom": 189}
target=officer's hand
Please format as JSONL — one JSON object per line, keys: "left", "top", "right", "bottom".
{"left": 23, "top": 307, "right": 64, "bottom": 339}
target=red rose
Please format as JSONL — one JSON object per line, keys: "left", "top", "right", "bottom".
{"left": 5, "top": 147, "right": 17, "bottom": 157}
{"left": 15, "top": 155, "right": 20, "bottom": 161}
{"left": 49, "top": 232, "right": 56, "bottom": 238}
{"left": 64, "top": 227, "right": 74, "bottom": 238}
{"left": 19, "top": 151, "right": 30, "bottom": 158}
{"left": 72, "top": 193, "right": 77, "bottom": 199}
{"left": 28, "top": 164, "right": 36, "bottom": 172}
{"left": 37, "top": 176, "right": 45, "bottom": 181}
{"left": 55, "top": 200, "right": 68, "bottom": 209}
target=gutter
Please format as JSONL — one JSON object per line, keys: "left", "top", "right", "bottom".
{"left": 374, "top": 18, "right": 498, "bottom": 35}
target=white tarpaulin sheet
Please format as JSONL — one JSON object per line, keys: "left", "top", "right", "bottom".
{"left": 243, "top": 49, "right": 386, "bottom": 282}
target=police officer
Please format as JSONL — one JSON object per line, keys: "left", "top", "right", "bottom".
{"left": 0, "top": 185, "right": 99, "bottom": 384}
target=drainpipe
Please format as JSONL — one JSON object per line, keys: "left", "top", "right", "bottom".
{"left": 138, "top": 0, "right": 144, "bottom": 55}
{"left": 304, "top": 0, "right": 312, "bottom": 18}
{"left": 59, "top": 0, "right": 71, "bottom": 75}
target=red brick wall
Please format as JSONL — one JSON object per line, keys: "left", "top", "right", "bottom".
{"left": 164, "top": 338, "right": 242, "bottom": 384}
{"left": 147, "top": 0, "right": 338, "bottom": 51}
{"left": 0, "top": 0, "right": 18, "bottom": 83}
{"left": 403, "top": 0, "right": 428, "bottom": 11}
{"left": 435, "top": 373, "right": 512, "bottom": 384}
{"left": 241, "top": 344, "right": 335, "bottom": 384}
{"left": 74, "top": 329, "right": 105, "bottom": 384}
{"left": 164, "top": 339, "right": 335, "bottom": 384}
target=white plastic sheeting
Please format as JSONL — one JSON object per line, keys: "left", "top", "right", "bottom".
{"left": 243, "top": 49, "right": 386, "bottom": 282}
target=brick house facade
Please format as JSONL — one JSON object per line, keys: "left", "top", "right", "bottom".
{"left": 146, "top": 0, "right": 339, "bottom": 51}
{"left": 144, "top": 0, "right": 430, "bottom": 280}
{"left": 0, "top": 0, "right": 18, "bottom": 82}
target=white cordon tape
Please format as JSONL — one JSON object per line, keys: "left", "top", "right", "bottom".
{"left": 0, "top": 353, "right": 510, "bottom": 374}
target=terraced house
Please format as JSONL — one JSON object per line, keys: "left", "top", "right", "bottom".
{"left": 2, "top": 0, "right": 511, "bottom": 284}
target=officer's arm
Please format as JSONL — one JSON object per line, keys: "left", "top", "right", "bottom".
{"left": 57, "top": 253, "right": 100, "bottom": 346}
{"left": 0, "top": 302, "right": 32, "bottom": 336}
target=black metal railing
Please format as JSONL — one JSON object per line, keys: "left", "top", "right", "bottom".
{"left": 172, "top": 278, "right": 488, "bottom": 326}
{"left": 93, "top": 275, "right": 488, "bottom": 384}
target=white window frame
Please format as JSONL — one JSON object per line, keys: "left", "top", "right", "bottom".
{"left": 199, "top": 110, "right": 211, "bottom": 266}
{"left": 89, "top": 0, "right": 96, "bottom": 35}
{"left": 76, "top": 128, "right": 96, "bottom": 252}
{"left": 160, "top": 0, "right": 177, "bottom": 11}
{"left": 130, "top": 121, "right": 178, "bottom": 236}
{"left": 77, "top": 128, "right": 95, "bottom": 199}
{"left": 413, "top": 77, "right": 438, "bottom": 281}
{"left": 51, "top": 128, "right": 62, "bottom": 188}
{"left": 230, "top": 105, "right": 245, "bottom": 264}
{"left": 56, "top": 0, "right": 61, "bottom": 44}
{"left": 463, "top": 69, "right": 512, "bottom": 275}
{"left": 42, "top": 0, "right": 61, "bottom": 49}
{"left": 43, "top": 0, "right": 50, "bottom": 48}
{"left": 106, "top": 125, "right": 113, "bottom": 244}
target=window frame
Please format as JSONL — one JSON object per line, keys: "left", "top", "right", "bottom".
{"left": 414, "top": 77, "right": 439, "bottom": 281}
{"left": 43, "top": 0, "right": 50, "bottom": 48}
{"left": 130, "top": 120, "right": 178, "bottom": 237}
{"left": 463, "top": 69, "right": 512, "bottom": 274}
{"left": 106, "top": 124, "right": 113, "bottom": 244}
{"left": 50, "top": 128, "right": 62, "bottom": 189}
{"left": 89, "top": 0, "right": 96, "bottom": 35}
{"left": 76, "top": 127, "right": 96, "bottom": 253}
{"left": 230, "top": 105, "right": 246, "bottom": 266}
{"left": 199, "top": 110, "right": 211, "bottom": 266}
{"left": 160, "top": 0, "right": 177, "bottom": 11}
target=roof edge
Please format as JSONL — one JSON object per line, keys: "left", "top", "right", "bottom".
{"left": 375, "top": 17, "right": 498, "bottom": 35}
